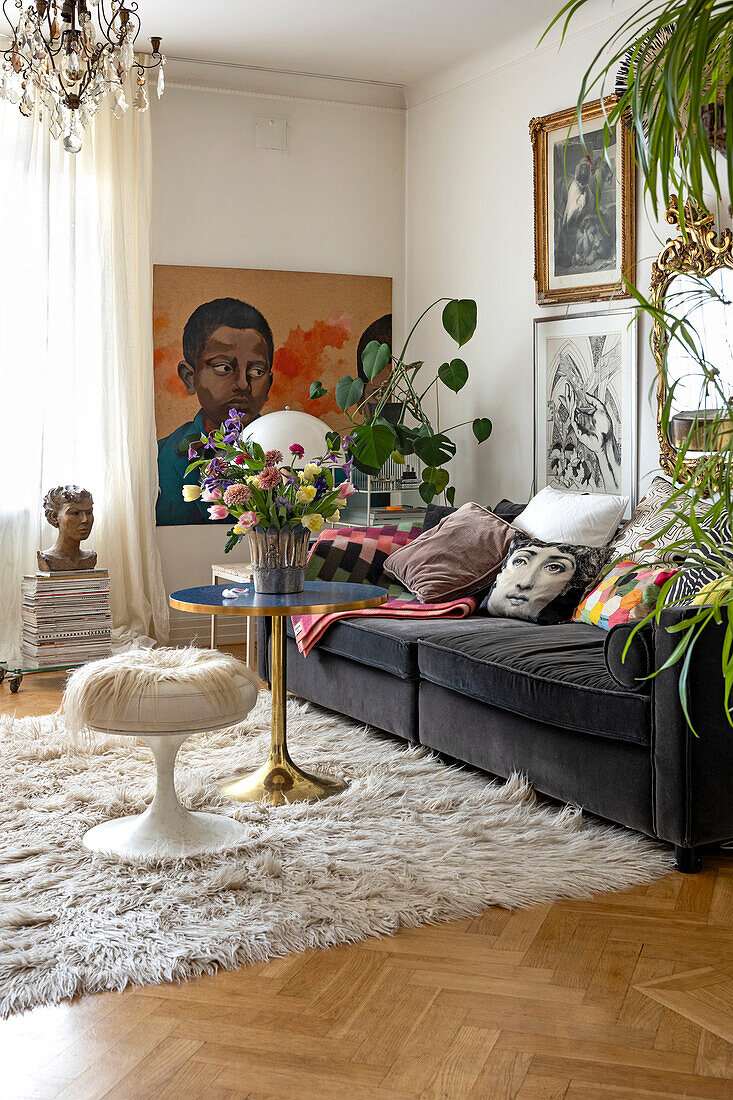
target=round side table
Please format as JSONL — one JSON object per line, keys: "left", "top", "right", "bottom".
{"left": 169, "top": 581, "right": 387, "bottom": 806}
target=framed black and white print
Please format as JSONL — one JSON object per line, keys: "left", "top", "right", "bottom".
{"left": 534, "top": 310, "right": 638, "bottom": 514}
{"left": 530, "top": 99, "right": 635, "bottom": 304}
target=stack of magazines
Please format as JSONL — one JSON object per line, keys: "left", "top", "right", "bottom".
{"left": 21, "top": 570, "right": 112, "bottom": 668}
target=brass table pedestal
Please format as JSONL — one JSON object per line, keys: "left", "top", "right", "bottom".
{"left": 218, "top": 617, "right": 347, "bottom": 806}
{"left": 169, "top": 580, "right": 388, "bottom": 807}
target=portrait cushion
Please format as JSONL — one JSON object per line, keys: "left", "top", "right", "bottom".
{"left": 480, "top": 532, "right": 610, "bottom": 625}
{"left": 572, "top": 560, "right": 678, "bottom": 631}
{"left": 383, "top": 502, "right": 516, "bottom": 603}
{"left": 610, "top": 476, "right": 712, "bottom": 564}
{"left": 513, "top": 486, "right": 628, "bottom": 548}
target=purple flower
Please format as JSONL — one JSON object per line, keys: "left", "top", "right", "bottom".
{"left": 275, "top": 494, "right": 293, "bottom": 513}
{"left": 313, "top": 474, "right": 329, "bottom": 499}
{"left": 341, "top": 459, "right": 354, "bottom": 475}
{"left": 343, "top": 433, "right": 356, "bottom": 448}
{"left": 188, "top": 444, "right": 201, "bottom": 460}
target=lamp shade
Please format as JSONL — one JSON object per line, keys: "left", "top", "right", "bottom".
{"left": 243, "top": 410, "right": 332, "bottom": 463}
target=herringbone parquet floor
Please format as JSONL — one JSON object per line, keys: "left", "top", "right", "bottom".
{"left": 2, "top": 670, "right": 733, "bottom": 1100}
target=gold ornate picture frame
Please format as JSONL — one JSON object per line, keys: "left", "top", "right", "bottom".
{"left": 530, "top": 99, "right": 635, "bottom": 305}
{"left": 652, "top": 198, "right": 733, "bottom": 488}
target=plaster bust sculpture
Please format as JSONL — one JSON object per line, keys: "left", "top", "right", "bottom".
{"left": 37, "top": 485, "right": 98, "bottom": 572}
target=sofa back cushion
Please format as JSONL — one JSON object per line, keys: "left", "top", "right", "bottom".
{"left": 384, "top": 502, "right": 515, "bottom": 602}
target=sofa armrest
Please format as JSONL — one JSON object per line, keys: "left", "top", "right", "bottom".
{"left": 652, "top": 606, "right": 733, "bottom": 848}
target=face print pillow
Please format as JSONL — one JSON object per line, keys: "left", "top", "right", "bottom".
{"left": 480, "top": 532, "right": 610, "bottom": 625}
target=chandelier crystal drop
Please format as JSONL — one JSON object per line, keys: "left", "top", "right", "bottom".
{"left": 0, "top": 1, "right": 165, "bottom": 152}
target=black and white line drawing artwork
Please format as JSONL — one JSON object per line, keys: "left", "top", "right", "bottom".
{"left": 545, "top": 333, "right": 622, "bottom": 494}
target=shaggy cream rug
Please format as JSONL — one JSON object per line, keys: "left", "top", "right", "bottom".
{"left": 0, "top": 694, "right": 672, "bottom": 1018}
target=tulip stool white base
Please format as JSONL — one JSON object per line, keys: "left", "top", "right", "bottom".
{"left": 82, "top": 731, "right": 247, "bottom": 859}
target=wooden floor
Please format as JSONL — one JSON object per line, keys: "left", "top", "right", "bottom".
{"left": 2, "top": 670, "right": 733, "bottom": 1100}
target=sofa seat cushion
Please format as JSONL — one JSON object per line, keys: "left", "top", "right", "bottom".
{"left": 417, "top": 619, "right": 650, "bottom": 745}
{"left": 285, "top": 615, "right": 496, "bottom": 681}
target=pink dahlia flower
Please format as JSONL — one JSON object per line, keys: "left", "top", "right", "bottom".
{"left": 258, "top": 466, "right": 282, "bottom": 491}
{"left": 264, "top": 448, "right": 284, "bottom": 465}
{"left": 207, "top": 504, "right": 229, "bottom": 520}
{"left": 223, "top": 484, "right": 253, "bottom": 507}
{"left": 338, "top": 481, "right": 357, "bottom": 499}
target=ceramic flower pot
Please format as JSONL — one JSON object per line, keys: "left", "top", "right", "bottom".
{"left": 247, "top": 524, "right": 310, "bottom": 594}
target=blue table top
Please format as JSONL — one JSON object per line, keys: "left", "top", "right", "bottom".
{"left": 169, "top": 580, "right": 389, "bottom": 617}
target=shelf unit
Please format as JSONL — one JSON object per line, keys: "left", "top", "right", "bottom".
{"left": 348, "top": 457, "right": 426, "bottom": 528}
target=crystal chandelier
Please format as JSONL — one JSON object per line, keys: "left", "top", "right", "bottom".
{"left": 0, "top": 0, "right": 165, "bottom": 152}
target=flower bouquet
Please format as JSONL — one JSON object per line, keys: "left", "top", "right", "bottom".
{"left": 183, "top": 409, "right": 356, "bottom": 593}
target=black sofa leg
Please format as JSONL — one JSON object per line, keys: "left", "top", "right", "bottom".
{"left": 674, "top": 845, "right": 702, "bottom": 873}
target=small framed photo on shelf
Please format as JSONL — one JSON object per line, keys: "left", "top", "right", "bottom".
{"left": 529, "top": 98, "right": 635, "bottom": 305}
{"left": 533, "top": 309, "right": 638, "bottom": 512}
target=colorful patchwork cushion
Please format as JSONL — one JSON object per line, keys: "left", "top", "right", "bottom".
{"left": 572, "top": 560, "right": 677, "bottom": 630}
{"left": 305, "top": 524, "right": 422, "bottom": 598}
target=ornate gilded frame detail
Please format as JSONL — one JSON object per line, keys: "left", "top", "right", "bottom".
{"left": 652, "top": 197, "right": 733, "bottom": 486}
{"left": 530, "top": 98, "right": 635, "bottom": 305}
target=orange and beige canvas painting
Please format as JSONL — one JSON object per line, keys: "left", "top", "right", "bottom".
{"left": 153, "top": 264, "right": 391, "bottom": 525}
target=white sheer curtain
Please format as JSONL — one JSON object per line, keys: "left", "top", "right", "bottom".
{"left": 0, "top": 99, "right": 168, "bottom": 662}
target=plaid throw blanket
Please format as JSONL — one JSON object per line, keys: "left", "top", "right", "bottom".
{"left": 292, "top": 525, "right": 478, "bottom": 656}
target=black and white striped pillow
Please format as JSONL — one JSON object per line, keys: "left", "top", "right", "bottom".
{"left": 669, "top": 516, "right": 733, "bottom": 601}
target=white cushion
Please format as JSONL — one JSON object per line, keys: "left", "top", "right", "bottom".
{"left": 64, "top": 648, "right": 259, "bottom": 735}
{"left": 513, "top": 486, "right": 628, "bottom": 548}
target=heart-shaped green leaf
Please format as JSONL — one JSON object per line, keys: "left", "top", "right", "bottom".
{"left": 442, "top": 299, "right": 477, "bottom": 347}
{"left": 334, "top": 375, "right": 365, "bottom": 412}
{"left": 361, "top": 340, "right": 391, "bottom": 381}
{"left": 325, "top": 430, "right": 341, "bottom": 453}
{"left": 438, "top": 358, "right": 469, "bottom": 393}
{"left": 414, "top": 430, "right": 457, "bottom": 467}
{"left": 422, "top": 466, "right": 450, "bottom": 493}
{"left": 419, "top": 481, "right": 437, "bottom": 504}
{"left": 472, "top": 417, "right": 493, "bottom": 443}
{"left": 446, "top": 486, "right": 456, "bottom": 506}
{"left": 349, "top": 421, "right": 396, "bottom": 474}
{"left": 394, "top": 423, "right": 419, "bottom": 456}
{"left": 309, "top": 380, "right": 327, "bottom": 399}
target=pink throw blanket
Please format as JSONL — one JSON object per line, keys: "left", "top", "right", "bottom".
{"left": 292, "top": 595, "right": 478, "bottom": 657}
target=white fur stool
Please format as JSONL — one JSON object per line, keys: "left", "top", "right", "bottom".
{"left": 63, "top": 648, "right": 259, "bottom": 858}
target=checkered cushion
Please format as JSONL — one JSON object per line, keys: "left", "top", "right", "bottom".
{"left": 572, "top": 560, "right": 678, "bottom": 631}
{"left": 305, "top": 524, "right": 423, "bottom": 598}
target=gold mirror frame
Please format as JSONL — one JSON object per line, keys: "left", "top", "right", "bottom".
{"left": 652, "top": 197, "right": 733, "bottom": 487}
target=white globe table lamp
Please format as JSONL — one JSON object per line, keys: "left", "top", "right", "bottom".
{"left": 243, "top": 410, "right": 333, "bottom": 462}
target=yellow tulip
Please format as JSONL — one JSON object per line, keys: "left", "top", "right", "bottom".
{"left": 302, "top": 463, "right": 321, "bottom": 483}
{"left": 301, "top": 513, "right": 325, "bottom": 532}
{"left": 182, "top": 484, "right": 202, "bottom": 502}
{"left": 296, "top": 484, "right": 317, "bottom": 503}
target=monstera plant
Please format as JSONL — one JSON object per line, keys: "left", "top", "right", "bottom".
{"left": 309, "top": 297, "right": 492, "bottom": 506}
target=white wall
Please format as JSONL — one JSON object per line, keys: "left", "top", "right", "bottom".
{"left": 403, "top": 9, "right": 681, "bottom": 512}
{"left": 151, "top": 66, "right": 406, "bottom": 641}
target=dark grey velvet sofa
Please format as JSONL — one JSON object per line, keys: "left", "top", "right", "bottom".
{"left": 258, "top": 515, "right": 733, "bottom": 873}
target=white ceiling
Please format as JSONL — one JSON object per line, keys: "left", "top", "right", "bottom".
{"left": 138, "top": 0, "right": 566, "bottom": 87}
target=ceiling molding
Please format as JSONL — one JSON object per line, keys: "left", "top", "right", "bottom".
{"left": 166, "top": 80, "right": 405, "bottom": 114}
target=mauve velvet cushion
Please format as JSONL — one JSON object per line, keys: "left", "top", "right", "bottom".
{"left": 384, "top": 502, "right": 516, "bottom": 603}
